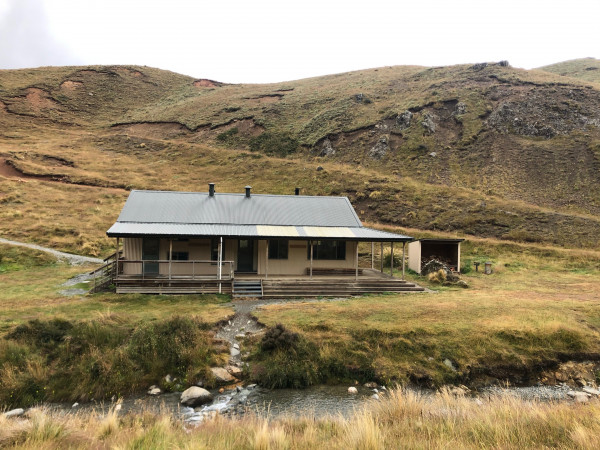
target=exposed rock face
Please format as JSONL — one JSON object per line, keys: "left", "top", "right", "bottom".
{"left": 180, "top": 386, "right": 213, "bottom": 407}
{"left": 211, "top": 367, "right": 237, "bottom": 384}
{"left": 540, "top": 361, "right": 600, "bottom": 386}
{"left": 421, "top": 113, "right": 437, "bottom": 134}
{"left": 487, "top": 97, "right": 600, "bottom": 138}
{"left": 368, "top": 136, "right": 389, "bottom": 159}
{"left": 319, "top": 138, "right": 335, "bottom": 156}
{"left": 396, "top": 110, "right": 413, "bottom": 129}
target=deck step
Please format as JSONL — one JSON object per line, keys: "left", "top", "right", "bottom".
{"left": 233, "top": 280, "right": 263, "bottom": 298}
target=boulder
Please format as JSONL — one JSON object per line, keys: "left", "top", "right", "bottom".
{"left": 148, "top": 387, "right": 162, "bottom": 396}
{"left": 364, "top": 382, "right": 378, "bottom": 389}
{"left": 455, "top": 102, "right": 467, "bottom": 115}
{"left": 444, "top": 359, "right": 457, "bottom": 372}
{"left": 230, "top": 347, "right": 241, "bottom": 357}
{"left": 211, "top": 367, "right": 237, "bottom": 384}
{"left": 226, "top": 365, "right": 243, "bottom": 378}
{"left": 583, "top": 386, "right": 600, "bottom": 396}
{"left": 348, "top": 386, "right": 358, "bottom": 394}
{"left": 4, "top": 408, "right": 24, "bottom": 418}
{"left": 371, "top": 394, "right": 380, "bottom": 400}
{"left": 180, "top": 386, "right": 213, "bottom": 407}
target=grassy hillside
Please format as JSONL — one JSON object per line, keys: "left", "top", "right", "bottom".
{"left": 538, "top": 58, "right": 600, "bottom": 84}
{"left": 1, "top": 62, "right": 600, "bottom": 253}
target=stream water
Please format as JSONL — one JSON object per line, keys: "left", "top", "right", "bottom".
{"left": 47, "top": 382, "right": 581, "bottom": 426}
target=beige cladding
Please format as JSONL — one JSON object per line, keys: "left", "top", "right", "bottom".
{"left": 121, "top": 237, "right": 358, "bottom": 276}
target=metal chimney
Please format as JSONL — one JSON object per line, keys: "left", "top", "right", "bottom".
{"left": 245, "top": 186, "right": 252, "bottom": 198}
{"left": 208, "top": 183, "right": 215, "bottom": 197}
{"left": 295, "top": 187, "right": 300, "bottom": 196}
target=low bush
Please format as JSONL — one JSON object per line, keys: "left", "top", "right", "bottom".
{"left": 249, "top": 132, "right": 299, "bottom": 157}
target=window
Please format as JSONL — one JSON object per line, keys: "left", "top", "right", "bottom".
{"left": 211, "top": 238, "right": 225, "bottom": 261}
{"left": 268, "top": 239, "right": 289, "bottom": 259}
{"left": 171, "top": 251, "right": 189, "bottom": 261}
{"left": 308, "top": 240, "right": 346, "bottom": 260}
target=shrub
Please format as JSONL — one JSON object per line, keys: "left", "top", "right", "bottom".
{"left": 428, "top": 269, "right": 447, "bottom": 284}
{"left": 260, "top": 324, "right": 299, "bottom": 352}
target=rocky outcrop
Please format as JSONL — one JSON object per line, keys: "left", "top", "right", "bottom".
{"left": 319, "top": 138, "right": 335, "bottom": 156}
{"left": 421, "top": 113, "right": 437, "bottom": 134}
{"left": 368, "top": 136, "right": 389, "bottom": 159}
{"left": 396, "top": 110, "right": 413, "bottom": 129}
{"left": 180, "top": 386, "right": 213, "bottom": 407}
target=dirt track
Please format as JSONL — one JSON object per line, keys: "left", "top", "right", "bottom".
{"left": 0, "top": 237, "right": 102, "bottom": 265}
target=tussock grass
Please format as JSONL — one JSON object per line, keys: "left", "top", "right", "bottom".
{"left": 0, "top": 313, "right": 230, "bottom": 408}
{"left": 1, "top": 390, "right": 600, "bottom": 448}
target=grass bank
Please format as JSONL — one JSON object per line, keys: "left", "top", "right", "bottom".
{"left": 0, "top": 246, "right": 233, "bottom": 408}
{"left": 250, "top": 239, "right": 600, "bottom": 388}
{"left": 2, "top": 389, "right": 600, "bottom": 449}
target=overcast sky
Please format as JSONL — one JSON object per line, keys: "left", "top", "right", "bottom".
{"left": 0, "top": 0, "right": 598, "bottom": 83}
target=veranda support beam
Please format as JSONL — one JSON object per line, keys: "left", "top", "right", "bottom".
{"left": 266, "top": 240, "right": 269, "bottom": 279}
{"left": 402, "top": 241, "right": 406, "bottom": 280}
{"left": 390, "top": 242, "right": 394, "bottom": 277}
{"left": 168, "top": 239, "right": 173, "bottom": 281}
{"left": 310, "top": 240, "right": 313, "bottom": 279}
{"left": 355, "top": 242, "right": 359, "bottom": 281}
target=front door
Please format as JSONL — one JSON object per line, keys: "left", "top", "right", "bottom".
{"left": 237, "top": 239, "right": 255, "bottom": 272}
{"left": 142, "top": 238, "right": 160, "bottom": 275}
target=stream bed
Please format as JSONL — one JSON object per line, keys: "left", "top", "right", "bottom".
{"left": 46, "top": 382, "right": 582, "bottom": 425}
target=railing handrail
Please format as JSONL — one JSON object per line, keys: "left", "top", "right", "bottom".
{"left": 120, "top": 259, "right": 234, "bottom": 264}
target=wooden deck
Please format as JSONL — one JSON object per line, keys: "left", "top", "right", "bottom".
{"left": 114, "top": 269, "right": 424, "bottom": 296}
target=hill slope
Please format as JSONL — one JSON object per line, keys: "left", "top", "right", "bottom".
{"left": 1, "top": 62, "right": 600, "bottom": 254}
{"left": 538, "top": 58, "right": 600, "bottom": 84}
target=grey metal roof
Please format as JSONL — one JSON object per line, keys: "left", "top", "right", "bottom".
{"left": 107, "top": 190, "right": 412, "bottom": 241}
{"left": 115, "top": 190, "right": 362, "bottom": 227}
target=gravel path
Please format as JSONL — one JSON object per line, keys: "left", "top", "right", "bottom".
{"left": 0, "top": 237, "right": 103, "bottom": 265}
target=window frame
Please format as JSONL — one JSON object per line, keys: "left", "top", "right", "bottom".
{"left": 268, "top": 239, "right": 289, "bottom": 260}
{"left": 308, "top": 240, "right": 346, "bottom": 261}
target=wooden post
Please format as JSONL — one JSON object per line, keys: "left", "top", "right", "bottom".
{"left": 355, "top": 242, "right": 359, "bottom": 281}
{"left": 380, "top": 242, "right": 384, "bottom": 273}
{"left": 402, "top": 241, "right": 406, "bottom": 281}
{"left": 218, "top": 237, "right": 223, "bottom": 293}
{"left": 265, "top": 240, "right": 269, "bottom": 279}
{"left": 115, "top": 237, "right": 120, "bottom": 280}
{"left": 371, "top": 242, "right": 374, "bottom": 269}
{"left": 309, "top": 240, "right": 313, "bottom": 279}
{"left": 168, "top": 239, "right": 173, "bottom": 281}
{"left": 390, "top": 242, "right": 394, "bottom": 277}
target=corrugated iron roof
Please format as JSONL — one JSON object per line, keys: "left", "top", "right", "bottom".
{"left": 116, "top": 190, "right": 362, "bottom": 227}
{"left": 107, "top": 190, "right": 413, "bottom": 241}
{"left": 106, "top": 222, "right": 412, "bottom": 241}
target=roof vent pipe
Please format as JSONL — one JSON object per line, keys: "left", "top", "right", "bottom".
{"left": 245, "top": 186, "right": 252, "bottom": 198}
{"left": 208, "top": 183, "right": 215, "bottom": 197}
{"left": 295, "top": 187, "right": 300, "bottom": 196}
